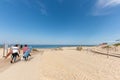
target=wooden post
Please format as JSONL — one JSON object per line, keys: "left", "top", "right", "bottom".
{"left": 107, "top": 47, "right": 109, "bottom": 58}
{"left": 3, "top": 43, "right": 5, "bottom": 57}
{"left": 3, "top": 43, "right": 8, "bottom": 57}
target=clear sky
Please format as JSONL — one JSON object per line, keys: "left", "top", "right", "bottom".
{"left": 0, "top": 0, "right": 120, "bottom": 45}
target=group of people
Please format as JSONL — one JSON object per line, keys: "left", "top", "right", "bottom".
{"left": 6, "top": 44, "right": 31, "bottom": 63}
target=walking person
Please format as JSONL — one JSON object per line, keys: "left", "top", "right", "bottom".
{"left": 23, "top": 45, "right": 29, "bottom": 54}
{"left": 22, "top": 44, "right": 31, "bottom": 60}
{"left": 10, "top": 44, "right": 20, "bottom": 63}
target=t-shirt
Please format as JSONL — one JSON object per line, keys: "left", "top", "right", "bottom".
{"left": 23, "top": 47, "right": 29, "bottom": 53}
{"left": 11, "top": 46, "right": 19, "bottom": 53}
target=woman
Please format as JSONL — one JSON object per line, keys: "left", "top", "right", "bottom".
{"left": 23, "top": 45, "right": 29, "bottom": 54}
{"left": 22, "top": 45, "right": 31, "bottom": 60}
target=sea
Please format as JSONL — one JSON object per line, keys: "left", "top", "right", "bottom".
{"left": 0, "top": 44, "right": 95, "bottom": 49}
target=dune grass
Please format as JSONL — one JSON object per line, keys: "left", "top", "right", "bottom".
{"left": 76, "top": 46, "right": 82, "bottom": 51}
{"left": 113, "top": 43, "right": 120, "bottom": 51}
{"left": 32, "top": 48, "right": 39, "bottom": 52}
{"left": 54, "top": 47, "right": 63, "bottom": 51}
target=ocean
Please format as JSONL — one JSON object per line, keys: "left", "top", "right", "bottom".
{"left": 20, "top": 45, "right": 95, "bottom": 49}
{"left": 29, "top": 45, "right": 81, "bottom": 48}
{"left": 0, "top": 44, "right": 95, "bottom": 49}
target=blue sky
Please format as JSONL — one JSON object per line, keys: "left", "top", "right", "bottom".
{"left": 0, "top": 0, "right": 120, "bottom": 44}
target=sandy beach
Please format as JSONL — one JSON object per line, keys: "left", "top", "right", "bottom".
{"left": 1, "top": 0, "right": 120, "bottom": 80}
{"left": 0, "top": 46, "right": 120, "bottom": 80}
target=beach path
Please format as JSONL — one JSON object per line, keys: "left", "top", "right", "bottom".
{"left": 0, "top": 48, "right": 120, "bottom": 80}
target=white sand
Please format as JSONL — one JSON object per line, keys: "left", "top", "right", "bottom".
{"left": 0, "top": 47, "right": 120, "bottom": 80}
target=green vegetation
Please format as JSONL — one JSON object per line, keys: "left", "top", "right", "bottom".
{"left": 54, "top": 47, "right": 63, "bottom": 51}
{"left": 113, "top": 43, "right": 120, "bottom": 47}
{"left": 32, "top": 48, "right": 39, "bottom": 52}
{"left": 102, "top": 45, "right": 111, "bottom": 49}
{"left": 102, "top": 45, "right": 111, "bottom": 58}
{"left": 76, "top": 46, "right": 82, "bottom": 51}
{"left": 113, "top": 43, "right": 120, "bottom": 51}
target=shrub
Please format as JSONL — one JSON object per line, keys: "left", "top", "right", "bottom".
{"left": 54, "top": 47, "right": 63, "bottom": 51}
{"left": 113, "top": 43, "right": 120, "bottom": 47}
{"left": 32, "top": 48, "right": 39, "bottom": 52}
{"left": 76, "top": 47, "right": 82, "bottom": 51}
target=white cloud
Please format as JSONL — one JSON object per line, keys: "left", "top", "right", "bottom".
{"left": 96, "top": 0, "right": 120, "bottom": 8}
{"left": 92, "top": 0, "right": 120, "bottom": 16}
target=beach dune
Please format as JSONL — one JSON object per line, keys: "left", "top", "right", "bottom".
{"left": 0, "top": 47, "right": 120, "bottom": 80}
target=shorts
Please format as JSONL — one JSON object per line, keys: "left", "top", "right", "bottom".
{"left": 12, "top": 52, "right": 19, "bottom": 58}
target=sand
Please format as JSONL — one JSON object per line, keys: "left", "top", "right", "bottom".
{"left": 0, "top": 47, "right": 120, "bottom": 80}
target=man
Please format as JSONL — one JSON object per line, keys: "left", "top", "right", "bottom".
{"left": 10, "top": 44, "right": 20, "bottom": 63}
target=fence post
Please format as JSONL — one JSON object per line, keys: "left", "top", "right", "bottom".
{"left": 3, "top": 43, "right": 8, "bottom": 57}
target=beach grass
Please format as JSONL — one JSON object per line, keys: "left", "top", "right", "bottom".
{"left": 32, "top": 48, "right": 39, "bottom": 52}
{"left": 76, "top": 46, "right": 82, "bottom": 51}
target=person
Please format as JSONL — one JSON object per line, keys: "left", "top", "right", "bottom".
{"left": 22, "top": 45, "right": 31, "bottom": 60}
{"left": 23, "top": 45, "right": 29, "bottom": 54}
{"left": 10, "top": 44, "right": 20, "bottom": 63}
